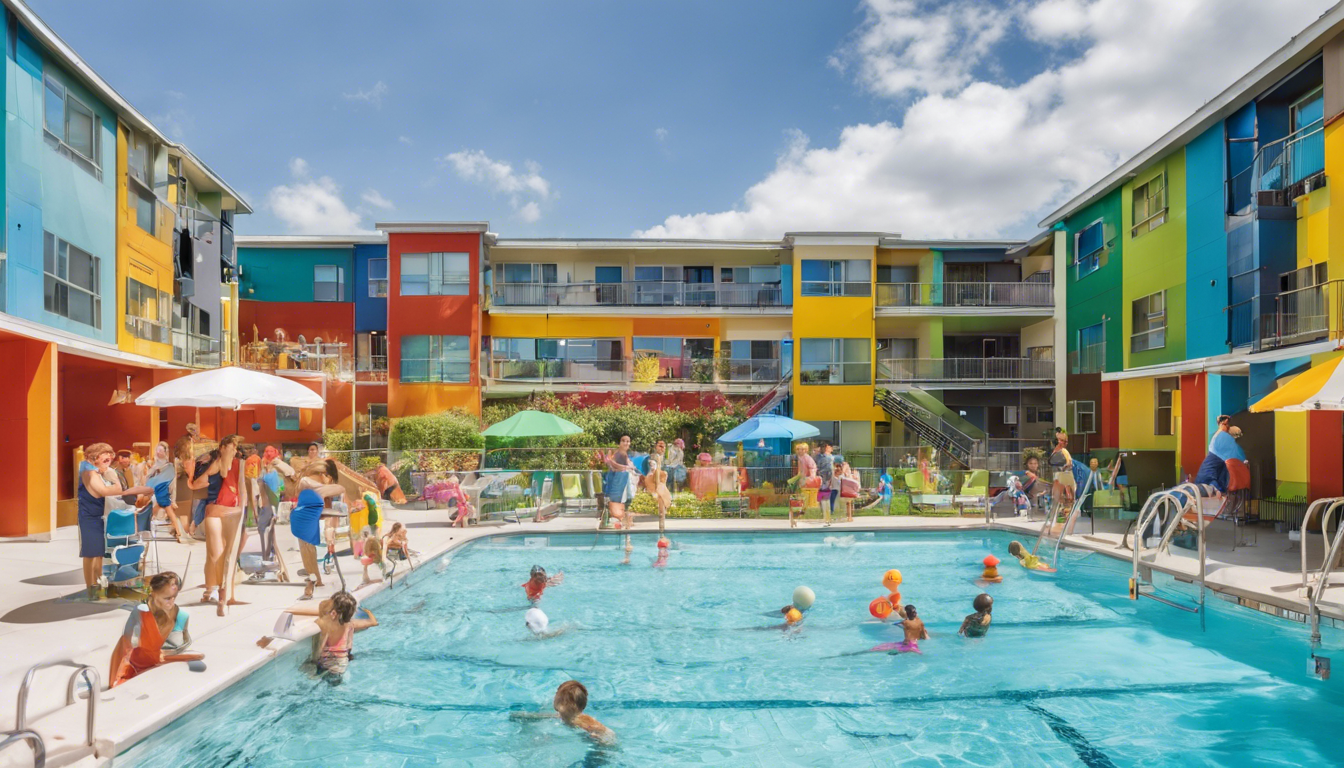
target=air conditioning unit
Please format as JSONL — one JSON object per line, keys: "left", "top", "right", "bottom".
{"left": 1257, "top": 190, "right": 1285, "bottom": 207}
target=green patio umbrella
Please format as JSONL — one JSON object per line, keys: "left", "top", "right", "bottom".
{"left": 481, "top": 409, "right": 584, "bottom": 438}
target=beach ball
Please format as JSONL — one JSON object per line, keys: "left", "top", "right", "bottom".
{"left": 785, "top": 608, "right": 803, "bottom": 625}
{"left": 793, "top": 586, "right": 816, "bottom": 611}
{"left": 882, "top": 569, "right": 903, "bottom": 592}
{"left": 869, "top": 597, "right": 893, "bottom": 620}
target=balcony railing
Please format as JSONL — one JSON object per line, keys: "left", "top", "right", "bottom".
{"left": 491, "top": 281, "right": 785, "bottom": 308}
{"left": 241, "top": 341, "right": 352, "bottom": 379}
{"left": 488, "top": 355, "right": 783, "bottom": 387}
{"left": 1130, "top": 327, "right": 1166, "bottom": 354}
{"left": 877, "top": 357, "right": 1054, "bottom": 383}
{"left": 356, "top": 355, "right": 388, "bottom": 382}
{"left": 1261, "top": 279, "right": 1343, "bottom": 350}
{"left": 1069, "top": 342, "right": 1106, "bottom": 374}
{"left": 172, "top": 330, "right": 220, "bottom": 368}
{"left": 876, "top": 280, "right": 1053, "bottom": 309}
{"left": 722, "top": 358, "right": 783, "bottom": 383}
{"left": 490, "top": 357, "right": 628, "bottom": 383}
{"left": 125, "top": 314, "right": 171, "bottom": 345}
{"left": 1227, "top": 121, "right": 1326, "bottom": 215}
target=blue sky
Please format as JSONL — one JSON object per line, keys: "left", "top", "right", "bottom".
{"left": 26, "top": 0, "right": 1340, "bottom": 239}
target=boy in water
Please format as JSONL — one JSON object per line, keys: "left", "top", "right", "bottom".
{"left": 522, "top": 565, "right": 564, "bottom": 603}
{"left": 958, "top": 594, "right": 993, "bottom": 638}
{"left": 512, "top": 680, "right": 615, "bottom": 743}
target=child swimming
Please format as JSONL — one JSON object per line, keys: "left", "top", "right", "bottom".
{"left": 958, "top": 594, "right": 993, "bottom": 638}
{"left": 522, "top": 565, "right": 564, "bottom": 603}
{"left": 525, "top": 607, "right": 569, "bottom": 639}
{"left": 890, "top": 605, "right": 927, "bottom": 654}
{"left": 653, "top": 537, "right": 670, "bottom": 567}
{"left": 1008, "top": 540, "right": 1055, "bottom": 572}
{"left": 510, "top": 680, "right": 615, "bottom": 744}
{"left": 312, "top": 591, "right": 378, "bottom": 681}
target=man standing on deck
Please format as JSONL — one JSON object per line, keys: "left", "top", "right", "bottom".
{"left": 816, "top": 442, "right": 835, "bottom": 525}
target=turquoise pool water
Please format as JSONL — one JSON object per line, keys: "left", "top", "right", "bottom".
{"left": 120, "top": 530, "right": 1344, "bottom": 766}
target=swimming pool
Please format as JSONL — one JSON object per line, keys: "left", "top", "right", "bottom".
{"left": 120, "top": 530, "right": 1344, "bottom": 766}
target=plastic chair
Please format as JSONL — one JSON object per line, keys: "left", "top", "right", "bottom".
{"left": 104, "top": 543, "right": 146, "bottom": 585}
{"left": 104, "top": 508, "right": 138, "bottom": 550}
{"left": 960, "top": 470, "right": 988, "bottom": 496}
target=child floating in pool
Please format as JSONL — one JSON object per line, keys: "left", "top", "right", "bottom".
{"left": 958, "top": 594, "right": 993, "bottom": 638}
{"left": 523, "top": 565, "right": 564, "bottom": 603}
{"left": 511, "top": 680, "right": 615, "bottom": 744}
{"left": 653, "top": 537, "right": 670, "bottom": 567}
{"left": 312, "top": 591, "right": 378, "bottom": 681}
{"left": 525, "top": 607, "right": 569, "bottom": 639}
{"left": 1008, "top": 540, "right": 1055, "bottom": 572}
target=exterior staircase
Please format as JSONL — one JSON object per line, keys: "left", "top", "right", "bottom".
{"left": 746, "top": 376, "right": 790, "bottom": 417}
{"left": 874, "top": 388, "right": 977, "bottom": 468}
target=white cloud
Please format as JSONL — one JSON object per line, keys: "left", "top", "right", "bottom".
{"left": 343, "top": 81, "right": 389, "bottom": 108}
{"left": 361, "top": 188, "right": 395, "bottom": 210}
{"left": 442, "top": 149, "right": 553, "bottom": 221}
{"left": 267, "top": 157, "right": 371, "bottom": 234}
{"left": 639, "top": 0, "right": 1337, "bottom": 239}
{"left": 655, "top": 127, "right": 669, "bottom": 142}
{"left": 398, "top": 135, "right": 413, "bottom": 146}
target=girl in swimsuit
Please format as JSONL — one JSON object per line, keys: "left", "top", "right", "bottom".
{"left": 110, "top": 572, "right": 204, "bottom": 686}
{"left": 602, "top": 435, "right": 639, "bottom": 530}
{"left": 313, "top": 591, "right": 378, "bottom": 679}
{"left": 645, "top": 457, "right": 672, "bottom": 536}
{"left": 892, "top": 605, "right": 927, "bottom": 653}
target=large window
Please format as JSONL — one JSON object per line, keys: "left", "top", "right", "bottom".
{"left": 1132, "top": 173, "right": 1167, "bottom": 237}
{"left": 44, "top": 232, "right": 101, "bottom": 328}
{"left": 501, "top": 262, "right": 558, "bottom": 284}
{"left": 719, "top": 266, "right": 780, "bottom": 284}
{"left": 1075, "top": 322, "right": 1105, "bottom": 373}
{"left": 800, "top": 338, "right": 870, "bottom": 385}
{"left": 314, "top": 265, "right": 344, "bottom": 302}
{"left": 800, "top": 259, "right": 872, "bottom": 297}
{"left": 401, "top": 335, "right": 470, "bottom": 383}
{"left": 356, "top": 332, "right": 388, "bottom": 373}
{"left": 275, "top": 406, "right": 300, "bottom": 432}
{"left": 125, "top": 277, "right": 169, "bottom": 343}
{"left": 1131, "top": 291, "right": 1166, "bottom": 352}
{"left": 1074, "top": 219, "right": 1105, "bottom": 279}
{"left": 43, "top": 75, "right": 101, "bottom": 175}
{"left": 402, "top": 252, "right": 470, "bottom": 296}
{"left": 1154, "top": 377, "right": 1178, "bottom": 436}
{"left": 367, "top": 259, "right": 388, "bottom": 298}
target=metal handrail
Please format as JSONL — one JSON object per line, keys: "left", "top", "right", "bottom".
{"left": 16, "top": 660, "right": 99, "bottom": 749}
{"left": 1300, "top": 497, "right": 1344, "bottom": 590}
{"left": 876, "top": 357, "right": 1055, "bottom": 382}
{"left": 0, "top": 730, "right": 44, "bottom": 767}
{"left": 1308, "top": 505, "right": 1344, "bottom": 645}
{"left": 1129, "top": 484, "right": 1209, "bottom": 606}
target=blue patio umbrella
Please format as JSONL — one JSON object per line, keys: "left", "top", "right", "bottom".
{"left": 716, "top": 414, "right": 820, "bottom": 444}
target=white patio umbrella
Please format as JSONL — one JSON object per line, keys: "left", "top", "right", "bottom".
{"left": 135, "top": 366, "right": 325, "bottom": 410}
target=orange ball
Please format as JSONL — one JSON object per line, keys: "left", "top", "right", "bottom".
{"left": 785, "top": 608, "right": 803, "bottom": 624}
{"left": 889, "top": 592, "right": 902, "bottom": 606}
{"left": 869, "top": 597, "right": 893, "bottom": 620}
{"left": 882, "top": 569, "right": 903, "bottom": 592}
{"left": 983, "top": 555, "right": 1001, "bottom": 568}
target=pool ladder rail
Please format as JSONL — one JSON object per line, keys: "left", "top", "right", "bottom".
{"left": 1299, "top": 496, "right": 1344, "bottom": 647}
{"left": 1029, "top": 470, "right": 1100, "bottom": 571}
{"left": 8, "top": 660, "right": 99, "bottom": 767}
{"left": 1128, "top": 484, "right": 1209, "bottom": 623}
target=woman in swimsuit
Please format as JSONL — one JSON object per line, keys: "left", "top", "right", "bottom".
{"left": 110, "top": 572, "right": 204, "bottom": 686}
{"left": 313, "top": 591, "right": 378, "bottom": 679}
{"left": 602, "top": 435, "right": 639, "bottom": 529}
{"left": 293, "top": 463, "right": 347, "bottom": 596}
{"left": 645, "top": 457, "right": 672, "bottom": 536}
{"left": 191, "top": 435, "right": 245, "bottom": 615}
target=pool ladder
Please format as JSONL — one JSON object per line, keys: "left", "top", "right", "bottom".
{"left": 1128, "top": 484, "right": 1208, "bottom": 621}
{"left": 8, "top": 660, "right": 100, "bottom": 767}
{"left": 1299, "top": 497, "right": 1344, "bottom": 647}
{"left": 1030, "top": 471, "right": 1099, "bottom": 570}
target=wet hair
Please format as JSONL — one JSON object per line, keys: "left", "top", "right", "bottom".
{"left": 329, "top": 591, "right": 357, "bottom": 624}
{"left": 85, "top": 443, "right": 114, "bottom": 461}
{"left": 530, "top": 565, "right": 547, "bottom": 582}
{"left": 1008, "top": 540, "right": 1024, "bottom": 557}
{"left": 903, "top": 605, "right": 917, "bottom": 620}
{"left": 973, "top": 593, "right": 993, "bottom": 613}
{"left": 149, "top": 571, "right": 181, "bottom": 593}
{"left": 555, "top": 680, "right": 588, "bottom": 713}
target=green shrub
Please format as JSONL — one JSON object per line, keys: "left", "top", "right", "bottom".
{"left": 355, "top": 456, "right": 382, "bottom": 473}
{"left": 389, "top": 409, "right": 484, "bottom": 451}
{"left": 628, "top": 491, "right": 658, "bottom": 515}
{"left": 323, "top": 429, "right": 353, "bottom": 453}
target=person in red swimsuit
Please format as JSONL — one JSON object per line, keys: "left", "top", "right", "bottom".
{"left": 522, "top": 565, "right": 564, "bottom": 603}
{"left": 110, "top": 572, "right": 204, "bottom": 686}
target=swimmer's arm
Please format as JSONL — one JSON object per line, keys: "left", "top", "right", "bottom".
{"left": 957, "top": 616, "right": 972, "bottom": 636}
{"left": 350, "top": 614, "right": 378, "bottom": 631}
{"left": 546, "top": 571, "right": 565, "bottom": 586}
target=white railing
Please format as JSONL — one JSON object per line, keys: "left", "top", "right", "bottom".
{"left": 492, "top": 281, "right": 785, "bottom": 308}
{"left": 242, "top": 341, "right": 352, "bottom": 379}
{"left": 876, "top": 281, "right": 1053, "bottom": 308}
{"left": 877, "top": 357, "right": 1054, "bottom": 383}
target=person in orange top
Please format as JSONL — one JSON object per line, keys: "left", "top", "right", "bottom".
{"left": 110, "top": 572, "right": 204, "bottom": 686}
{"left": 522, "top": 565, "right": 564, "bottom": 603}
{"left": 374, "top": 461, "right": 407, "bottom": 504}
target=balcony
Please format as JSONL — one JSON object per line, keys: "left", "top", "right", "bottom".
{"left": 1259, "top": 279, "right": 1343, "bottom": 350}
{"left": 125, "top": 315, "right": 171, "bottom": 345}
{"left": 356, "top": 355, "right": 388, "bottom": 382}
{"left": 172, "top": 331, "right": 220, "bottom": 369}
{"left": 877, "top": 357, "right": 1054, "bottom": 387}
{"left": 241, "top": 340, "right": 353, "bottom": 380}
{"left": 1069, "top": 342, "right": 1106, "bottom": 375}
{"left": 1228, "top": 121, "right": 1326, "bottom": 216}
{"left": 485, "top": 355, "right": 782, "bottom": 393}
{"left": 876, "top": 280, "right": 1053, "bottom": 314}
{"left": 490, "top": 281, "right": 786, "bottom": 313}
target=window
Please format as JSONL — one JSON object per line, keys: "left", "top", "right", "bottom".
{"left": 314, "top": 265, "right": 344, "bottom": 302}
{"left": 1154, "top": 377, "right": 1178, "bottom": 436}
{"left": 1075, "top": 322, "right": 1105, "bottom": 373}
{"left": 1026, "top": 405, "right": 1054, "bottom": 424}
{"left": 125, "top": 277, "right": 170, "bottom": 343}
{"left": 356, "top": 332, "right": 388, "bottom": 372}
{"left": 401, "top": 335, "right": 471, "bottom": 383}
{"left": 799, "top": 338, "right": 870, "bottom": 384}
{"left": 1132, "top": 173, "right": 1167, "bottom": 237}
{"left": 367, "top": 259, "right": 388, "bottom": 298}
{"left": 719, "top": 266, "right": 781, "bottom": 284}
{"left": 876, "top": 265, "right": 919, "bottom": 284}
{"left": 800, "top": 260, "right": 872, "bottom": 297}
{"left": 1131, "top": 291, "right": 1166, "bottom": 352}
{"left": 1070, "top": 401, "right": 1095, "bottom": 434}
{"left": 1074, "top": 219, "right": 1105, "bottom": 279}
{"left": 1003, "top": 406, "right": 1018, "bottom": 425}
{"left": 634, "top": 265, "right": 680, "bottom": 282}
{"left": 43, "top": 75, "right": 101, "bottom": 173}
{"left": 501, "top": 262, "right": 558, "bottom": 284}
{"left": 43, "top": 232, "right": 101, "bottom": 328}
{"left": 401, "top": 252, "right": 470, "bottom": 296}
{"left": 275, "top": 406, "right": 301, "bottom": 431}
{"left": 594, "top": 266, "right": 623, "bottom": 283}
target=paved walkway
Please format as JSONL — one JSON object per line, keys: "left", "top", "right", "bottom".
{"left": 0, "top": 509, "right": 1333, "bottom": 767}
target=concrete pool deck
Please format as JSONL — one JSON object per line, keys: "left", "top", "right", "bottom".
{"left": 0, "top": 510, "right": 1334, "bottom": 767}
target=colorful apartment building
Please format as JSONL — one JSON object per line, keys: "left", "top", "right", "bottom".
{"left": 1048, "top": 5, "right": 1344, "bottom": 501}
{"left": 0, "top": 0, "right": 249, "bottom": 536}
{"left": 239, "top": 227, "right": 1067, "bottom": 469}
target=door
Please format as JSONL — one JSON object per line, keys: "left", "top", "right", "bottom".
{"left": 594, "top": 266, "right": 622, "bottom": 305}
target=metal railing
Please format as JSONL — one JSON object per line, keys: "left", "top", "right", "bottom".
{"left": 1227, "top": 122, "right": 1326, "bottom": 215}
{"left": 1263, "top": 280, "right": 1341, "bottom": 349}
{"left": 492, "top": 281, "right": 785, "bottom": 308}
{"left": 401, "top": 360, "right": 472, "bottom": 383}
{"left": 876, "top": 357, "right": 1054, "bottom": 383}
{"left": 125, "top": 314, "right": 171, "bottom": 344}
{"left": 489, "top": 357, "right": 627, "bottom": 383}
{"left": 1130, "top": 326, "right": 1166, "bottom": 353}
{"left": 241, "top": 341, "right": 353, "bottom": 379}
{"left": 16, "top": 660, "right": 98, "bottom": 758}
{"left": 876, "top": 281, "right": 1053, "bottom": 308}
{"left": 0, "top": 731, "right": 43, "bottom": 768}
{"left": 172, "top": 330, "right": 221, "bottom": 368}
{"left": 721, "top": 358, "right": 782, "bottom": 383}
{"left": 800, "top": 281, "right": 871, "bottom": 298}
{"left": 1069, "top": 342, "right": 1105, "bottom": 374}
{"left": 356, "top": 354, "right": 388, "bottom": 382}
{"left": 488, "top": 356, "right": 783, "bottom": 387}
